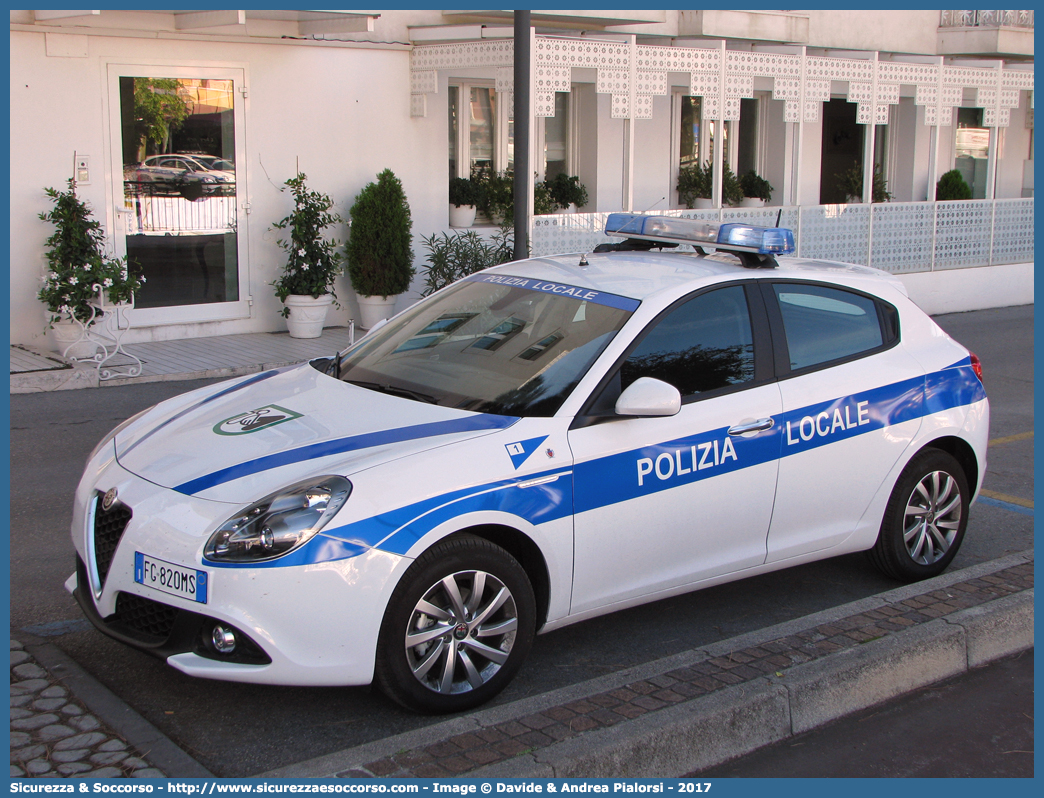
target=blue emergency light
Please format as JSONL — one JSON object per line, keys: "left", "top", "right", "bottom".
{"left": 604, "top": 213, "right": 796, "bottom": 256}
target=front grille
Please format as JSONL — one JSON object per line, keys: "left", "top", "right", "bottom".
{"left": 111, "top": 592, "right": 179, "bottom": 644}
{"left": 93, "top": 498, "right": 132, "bottom": 585}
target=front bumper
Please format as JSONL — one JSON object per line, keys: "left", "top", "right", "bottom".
{"left": 71, "top": 452, "right": 408, "bottom": 687}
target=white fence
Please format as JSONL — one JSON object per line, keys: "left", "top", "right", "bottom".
{"left": 530, "top": 198, "right": 1034, "bottom": 273}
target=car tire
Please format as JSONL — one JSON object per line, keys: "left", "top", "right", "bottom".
{"left": 375, "top": 535, "right": 536, "bottom": 714}
{"left": 868, "top": 448, "right": 970, "bottom": 582}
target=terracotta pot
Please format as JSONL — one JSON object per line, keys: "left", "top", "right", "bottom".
{"left": 284, "top": 294, "right": 334, "bottom": 339}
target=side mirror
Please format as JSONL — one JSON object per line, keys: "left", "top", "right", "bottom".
{"left": 615, "top": 377, "right": 681, "bottom": 417}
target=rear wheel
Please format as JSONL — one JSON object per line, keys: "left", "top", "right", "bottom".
{"left": 868, "top": 448, "right": 969, "bottom": 581}
{"left": 375, "top": 535, "right": 535, "bottom": 714}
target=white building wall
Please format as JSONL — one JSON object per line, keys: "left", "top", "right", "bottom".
{"left": 10, "top": 29, "right": 444, "bottom": 347}
{"left": 804, "top": 10, "right": 941, "bottom": 55}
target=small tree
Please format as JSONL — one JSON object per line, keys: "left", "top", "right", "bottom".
{"left": 739, "top": 170, "right": 773, "bottom": 202}
{"left": 420, "top": 229, "right": 514, "bottom": 295}
{"left": 721, "top": 163, "right": 744, "bottom": 206}
{"left": 270, "top": 173, "right": 344, "bottom": 315}
{"left": 544, "top": 173, "right": 589, "bottom": 210}
{"left": 936, "top": 169, "right": 973, "bottom": 201}
{"left": 346, "top": 169, "right": 415, "bottom": 298}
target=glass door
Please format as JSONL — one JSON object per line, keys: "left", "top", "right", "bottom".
{"left": 107, "top": 65, "right": 249, "bottom": 325}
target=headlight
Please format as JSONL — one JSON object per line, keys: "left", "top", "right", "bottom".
{"left": 204, "top": 476, "right": 352, "bottom": 563}
{"left": 87, "top": 406, "right": 153, "bottom": 465}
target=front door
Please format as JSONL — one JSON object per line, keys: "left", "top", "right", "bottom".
{"left": 107, "top": 64, "right": 250, "bottom": 326}
{"left": 568, "top": 283, "right": 782, "bottom": 616}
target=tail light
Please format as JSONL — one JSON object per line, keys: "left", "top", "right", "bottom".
{"left": 970, "top": 352, "right": 983, "bottom": 382}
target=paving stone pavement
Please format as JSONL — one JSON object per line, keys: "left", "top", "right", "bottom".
{"left": 10, "top": 639, "right": 165, "bottom": 779}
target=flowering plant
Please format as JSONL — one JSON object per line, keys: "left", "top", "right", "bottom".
{"left": 271, "top": 173, "right": 345, "bottom": 316}
{"left": 37, "top": 180, "right": 144, "bottom": 328}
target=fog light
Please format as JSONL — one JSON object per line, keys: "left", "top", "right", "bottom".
{"left": 212, "top": 625, "right": 236, "bottom": 654}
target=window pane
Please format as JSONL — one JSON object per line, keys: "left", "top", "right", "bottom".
{"left": 621, "top": 286, "right": 755, "bottom": 397}
{"left": 956, "top": 107, "right": 990, "bottom": 199}
{"left": 469, "top": 87, "right": 495, "bottom": 173}
{"left": 736, "top": 98, "right": 758, "bottom": 176}
{"left": 680, "top": 96, "right": 701, "bottom": 168}
{"left": 120, "top": 77, "right": 238, "bottom": 308}
{"left": 773, "top": 284, "right": 883, "bottom": 370}
{"left": 544, "top": 92, "right": 569, "bottom": 179}
{"left": 448, "top": 85, "right": 459, "bottom": 181}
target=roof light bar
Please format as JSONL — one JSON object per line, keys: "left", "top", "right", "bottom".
{"left": 604, "top": 213, "right": 796, "bottom": 256}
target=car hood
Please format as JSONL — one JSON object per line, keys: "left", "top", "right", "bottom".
{"left": 115, "top": 364, "right": 519, "bottom": 504}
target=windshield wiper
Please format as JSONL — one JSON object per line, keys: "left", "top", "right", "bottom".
{"left": 345, "top": 380, "right": 439, "bottom": 405}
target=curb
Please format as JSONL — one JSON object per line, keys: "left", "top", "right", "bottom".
{"left": 262, "top": 550, "right": 1033, "bottom": 779}
{"left": 21, "top": 635, "right": 213, "bottom": 778}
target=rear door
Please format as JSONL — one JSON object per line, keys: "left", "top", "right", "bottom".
{"left": 762, "top": 280, "right": 925, "bottom": 562}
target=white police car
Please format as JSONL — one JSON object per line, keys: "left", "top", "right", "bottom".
{"left": 68, "top": 215, "right": 988, "bottom": 713}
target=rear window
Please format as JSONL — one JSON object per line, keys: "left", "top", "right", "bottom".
{"left": 773, "top": 283, "right": 890, "bottom": 371}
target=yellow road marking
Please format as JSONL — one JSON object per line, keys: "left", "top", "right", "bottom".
{"left": 979, "top": 489, "right": 1034, "bottom": 509}
{"left": 989, "top": 431, "right": 1033, "bottom": 447}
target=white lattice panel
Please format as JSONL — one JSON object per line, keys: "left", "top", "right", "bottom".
{"left": 411, "top": 70, "right": 436, "bottom": 95}
{"left": 634, "top": 94, "right": 654, "bottom": 119}
{"left": 412, "top": 35, "right": 1032, "bottom": 129}
{"left": 868, "top": 203, "right": 934, "bottom": 273}
{"left": 409, "top": 94, "right": 426, "bottom": 118}
{"left": 797, "top": 205, "right": 871, "bottom": 265}
{"left": 534, "top": 91, "right": 556, "bottom": 117}
{"left": 411, "top": 40, "right": 513, "bottom": 72}
{"left": 934, "top": 201, "right": 993, "bottom": 269}
{"left": 991, "top": 200, "right": 1035, "bottom": 266}
{"left": 635, "top": 71, "right": 668, "bottom": 97}
{"left": 489, "top": 68, "right": 509, "bottom": 96}
{"left": 807, "top": 56, "right": 874, "bottom": 83}
{"left": 531, "top": 213, "right": 612, "bottom": 257}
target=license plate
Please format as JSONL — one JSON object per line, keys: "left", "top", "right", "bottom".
{"left": 134, "top": 552, "right": 208, "bottom": 604}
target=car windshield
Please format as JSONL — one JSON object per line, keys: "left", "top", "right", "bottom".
{"left": 337, "top": 274, "right": 638, "bottom": 416}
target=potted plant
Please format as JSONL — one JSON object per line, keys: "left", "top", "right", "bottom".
{"left": 544, "top": 173, "right": 589, "bottom": 213}
{"left": 346, "top": 169, "right": 415, "bottom": 329}
{"left": 270, "top": 173, "right": 345, "bottom": 338}
{"left": 837, "top": 162, "right": 893, "bottom": 203}
{"left": 420, "top": 228, "right": 514, "bottom": 295}
{"left": 449, "top": 176, "right": 480, "bottom": 228}
{"left": 677, "top": 161, "right": 712, "bottom": 209}
{"left": 37, "top": 179, "right": 144, "bottom": 358}
{"left": 936, "top": 169, "right": 973, "bottom": 201}
{"left": 721, "top": 162, "right": 745, "bottom": 207}
{"left": 739, "top": 170, "right": 773, "bottom": 207}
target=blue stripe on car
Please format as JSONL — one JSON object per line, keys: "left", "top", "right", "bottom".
{"left": 175, "top": 413, "right": 520, "bottom": 496}
{"left": 464, "top": 273, "right": 641, "bottom": 312}
{"left": 200, "top": 364, "right": 985, "bottom": 567}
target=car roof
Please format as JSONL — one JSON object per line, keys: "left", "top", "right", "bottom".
{"left": 486, "top": 249, "right": 903, "bottom": 304}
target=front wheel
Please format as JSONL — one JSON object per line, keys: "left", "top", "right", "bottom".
{"left": 867, "top": 448, "right": 970, "bottom": 582}
{"left": 375, "top": 535, "right": 536, "bottom": 714}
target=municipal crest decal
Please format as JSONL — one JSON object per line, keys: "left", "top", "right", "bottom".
{"left": 214, "top": 405, "right": 302, "bottom": 435}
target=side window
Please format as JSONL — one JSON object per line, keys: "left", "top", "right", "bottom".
{"left": 620, "top": 285, "right": 755, "bottom": 398}
{"left": 772, "top": 283, "right": 887, "bottom": 371}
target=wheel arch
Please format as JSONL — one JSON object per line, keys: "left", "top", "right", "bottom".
{"left": 442, "top": 524, "right": 552, "bottom": 630}
{"left": 923, "top": 435, "right": 981, "bottom": 495}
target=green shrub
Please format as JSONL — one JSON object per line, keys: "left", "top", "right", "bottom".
{"left": 449, "top": 176, "right": 480, "bottom": 208}
{"left": 544, "top": 173, "right": 589, "bottom": 210}
{"left": 346, "top": 169, "right": 415, "bottom": 298}
{"left": 936, "top": 169, "right": 973, "bottom": 201}
{"left": 739, "top": 170, "right": 773, "bottom": 202}
{"left": 721, "top": 163, "right": 744, "bottom": 206}
{"left": 836, "top": 162, "right": 893, "bottom": 203}
{"left": 420, "top": 228, "right": 514, "bottom": 295}
{"left": 677, "top": 161, "right": 712, "bottom": 207}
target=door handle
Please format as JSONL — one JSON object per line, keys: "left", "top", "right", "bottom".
{"left": 727, "top": 417, "right": 775, "bottom": 436}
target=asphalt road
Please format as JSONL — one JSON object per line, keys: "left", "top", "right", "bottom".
{"left": 8, "top": 304, "right": 1033, "bottom": 777}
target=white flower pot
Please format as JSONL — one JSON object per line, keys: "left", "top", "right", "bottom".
{"left": 555, "top": 203, "right": 578, "bottom": 214}
{"left": 740, "top": 197, "right": 765, "bottom": 208}
{"left": 284, "top": 293, "right": 334, "bottom": 339}
{"left": 48, "top": 317, "right": 103, "bottom": 360}
{"left": 449, "top": 204, "right": 477, "bottom": 228}
{"left": 693, "top": 198, "right": 714, "bottom": 209}
{"left": 356, "top": 294, "right": 398, "bottom": 330}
